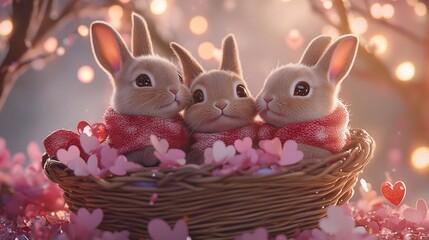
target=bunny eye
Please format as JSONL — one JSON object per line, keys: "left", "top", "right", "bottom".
{"left": 236, "top": 84, "right": 248, "bottom": 98}
{"left": 193, "top": 89, "right": 204, "bottom": 104}
{"left": 293, "top": 81, "right": 310, "bottom": 96}
{"left": 135, "top": 74, "right": 152, "bottom": 87}
{"left": 178, "top": 72, "right": 184, "bottom": 84}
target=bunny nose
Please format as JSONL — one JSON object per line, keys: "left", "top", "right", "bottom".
{"left": 169, "top": 88, "right": 179, "bottom": 94}
{"left": 215, "top": 102, "right": 228, "bottom": 110}
{"left": 263, "top": 97, "right": 273, "bottom": 103}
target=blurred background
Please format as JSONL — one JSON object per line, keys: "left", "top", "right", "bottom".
{"left": 0, "top": 0, "right": 428, "bottom": 204}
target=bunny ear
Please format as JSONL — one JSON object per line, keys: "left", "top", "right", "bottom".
{"left": 299, "top": 35, "right": 332, "bottom": 67}
{"left": 220, "top": 34, "right": 242, "bottom": 77}
{"left": 171, "top": 42, "right": 204, "bottom": 87}
{"left": 315, "top": 34, "right": 359, "bottom": 85}
{"left": 131, "top": 13, "right": 153, "bottom": 57}
{"left": 90, "top": 21, "right": 131, "bottom": 76}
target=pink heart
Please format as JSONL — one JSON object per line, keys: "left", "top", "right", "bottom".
{"left": 279, "top": 140, "right": 304, "bottom": 166}
{"left": 57, "top": 145, "right": 81, "bottom": 165}
{"left": 80, "top": 134, "right": 100, "bottom": 155}
{"left": 259, "top": 137, "right": 282, "bottom": 156}
{"left": 148, "top": 219, "right": 188, "bottom": 240}
{"left": 403, "top": 198, "right": 427, "bottom": 224}
{"left": 212, "top": 140, "right": 236, "bottom": 163}
{"left": 234, "top": 137, "right": 253, "bottom": 153}
{"left": 150, "top": 135, "right": 169, "bottom": 154}
{"left": 238, "top": 227, "right": 268, "bottom": 240}
{"left": 71, "top": 208, "right": 103, "bottom": 231}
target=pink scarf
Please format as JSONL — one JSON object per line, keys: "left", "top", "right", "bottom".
{"left": 258, "top": 103, "right": 350, "bottom": 153}
{"left": 104, "top": 108, "right": 189, "bottom": 154}
{"left": 191, "top": 123, "right": 260, "bottom": 152}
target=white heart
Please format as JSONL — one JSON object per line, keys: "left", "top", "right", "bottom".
{"left": 212, "top": 140, "right": 236, "bottom": 163}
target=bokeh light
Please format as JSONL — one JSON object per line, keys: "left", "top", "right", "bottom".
{"left": 415, "top": 2, "right": 427, "bottom": 16}
{"left": 77, "top": 65, "right": 95, "bottom": 84}
{"left": 370, "top": 3, "right": 383, "bottom": 19}
{"left": 31, "top": 58, "right": 46, "bottom": 70}
{"left": 382, "top": 4, "right": 395, "bottom": 19}
{"left": 322, "top": 0, "right": 333, "bottom": 9}
{"left": 322, "top": 25, "right": 339, "bottom": 37}
{"left": 350, "top": 16, "right": 368, "bottom": 35}
{"left": 198, "top": 42, "right": 215, "bottom": 60}
{"left": 0, "top": 19, "right": 13, "bottom": 36}
{"left": 77, "top": 25, "right": 89, "bottom": 37}
{"left": 411, "top": 146, "right": 429, "bottom": 170}
{"left": 108, "top": 5, "right": 123, "bottom": 20}
{"left": 56, "top": 47, "right": 65, "bottom": 56}
{"left": 150, "top": 0, "right": 167, "bottom": 15}
{"left": 369, "top": 35, "right": 388, "bottom": 55}
{"left": 286, "top": 29, "right": 304, "bottom": 50}
{"left": 189, "top": 16, "right": 208, "bottom": 35}
{"left": 119, "top": 0, "right": 130, "bottom": 3}
{"left": 395, "top": 61, "right": 415, "bottom": 81}
{"left": 43, "top": 37, "right": 58, "bottom": 53}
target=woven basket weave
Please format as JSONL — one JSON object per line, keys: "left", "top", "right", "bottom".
{"left": 43, "top": 128, "right": 374, "bottom": 239}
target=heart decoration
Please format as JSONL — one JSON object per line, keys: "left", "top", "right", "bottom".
{"left": 403, "top": 198, "right": 427, "bottom": 224}
{"left": 150, "top": 135, "right": 169, "bottom": 155}
{"left": 381, "top": 181, "right": 406, "bottom": 206}
{"left": 259, "top": 137, "right": 282, "bottom": 156}
{"left": 148, "top": 219, "right": 188, "bottom": 240}
{"left": 279, "top": 140, "right": 304, "bottom": 166}
{"left": 77, "top": 121, "right": 107, "bottom": 142}
{"left": 212, "top": 140, "right": 236, "bottom": 163}
{"left": 234, "top": 137, "right": 252, "bottom": 153}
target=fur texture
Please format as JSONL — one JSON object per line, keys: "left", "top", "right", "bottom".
{"left": 256, "top": 35, "right": 359, "bottom": 157}
{"left": 90, "top": 13, "right": 191, "bottom": 166}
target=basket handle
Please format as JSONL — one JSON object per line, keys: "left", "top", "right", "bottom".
{"left": 42, "top": 154, "right": 70, "bottom": 184}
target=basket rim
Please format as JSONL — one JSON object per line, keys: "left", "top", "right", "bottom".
{"left": 43, "top": 128, "right": 375, "bottom": 189}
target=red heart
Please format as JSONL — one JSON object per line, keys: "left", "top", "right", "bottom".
{"left": 381, "top": 181, "right": 406, "bottom": 206}
{"left": 77, "top": 121, "right": 107, "bottom": 142}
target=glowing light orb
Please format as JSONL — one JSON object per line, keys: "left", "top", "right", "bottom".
{"left": 322, "top": 0, "right": 333, "bottom": 10}
{"left": 382, "top": 4, "right": 395, "bottom": 19}
{"left": 31, "top": 58, "right": 46, "bottom": 70}
{"left": 415, "top": 3, "right": 427, "bottom": 16}
{"left": 198, "top": 42, "right": 215, "bottom": 60}
{"left": 286, "top": 29, "right": 304, "bottom": 50}
{"left": 56, "top": 47, "right": 65, "bottom": 56}
{"left": 0, "top": 19, "right": 13, "bottom": 36}
{"left": 77, "top": 25, "right": 89, "bottom": 37}
{"left": 322, "top": 25, "right": 339, "bottom": 38}
{"left": 395, "top": 62, "right": 415, "bottom": 81}
{"left": 369, "top": 35, "right": 388, "bottom": 55}
{"left": 78, "top": 65, "right": 95, "bottom": 84}
{"left": 189, "top": 16, "right": 208, "bottom": 35}
{"left": 350, "top": 16, "right": 368, "bottom": 35}
{"left": 43, "top": 37, "right": 58, "bottom": 53}
{"left": 108, "top": 5, "right": 123, "bottom": 20}
{"left": 119, "top": 0, "right": 130, "bottom": 3}
{"left": 411, "top": 146, "right": 429, "bottom": 170}
{"left": 150, "top": 0, "right": 167, "bottom": 15}
{"left": 370, "top": 3, "right": 383, "bottom": 19}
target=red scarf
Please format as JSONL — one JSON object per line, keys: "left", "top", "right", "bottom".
{"left": 258, "top": 103, "right": 350, "bottom": 153}
{"left": 104, "top": 108, "right": 189, "bottom": 154}
{"left": 191, "top": 123, "right": 260, "bottom": 152}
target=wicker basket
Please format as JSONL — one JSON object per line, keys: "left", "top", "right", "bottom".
{"left": 43, "top": 128, "right": 374, "bottom": 239}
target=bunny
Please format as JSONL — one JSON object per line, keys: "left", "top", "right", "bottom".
{"left": 256, "top": 35, "right": 359, "bottom": 158}
{"left": 90, "top": 13, "right": 192, "bottom": 167}
{"left": 171, "top": 35, "right": 258, "bottom": 164}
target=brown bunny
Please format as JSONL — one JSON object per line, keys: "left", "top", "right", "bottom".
{"left": 90, "top": 13, "right": 192, "bottom": 166}
{"left": 257, "top": 35, "right": 359, "bottom": 158}
{"left": 171, "top": 35, "right": 258, "bottom": 164}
